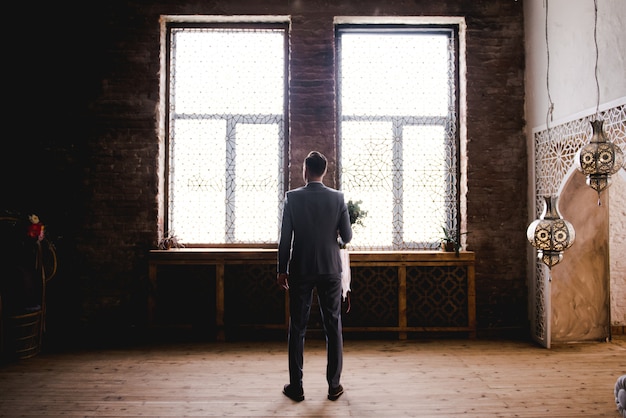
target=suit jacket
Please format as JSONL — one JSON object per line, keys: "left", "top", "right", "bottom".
{"left": 278, "top": 182, "right": 352, "bottom": 276}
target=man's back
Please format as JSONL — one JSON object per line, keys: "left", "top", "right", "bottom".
{"left": 279, "top": 182, "right": 351, "bottom": 276}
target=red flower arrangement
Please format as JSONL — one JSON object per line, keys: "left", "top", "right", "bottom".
{"left": 27, "top": 214, "right": 45, "bottom": 241}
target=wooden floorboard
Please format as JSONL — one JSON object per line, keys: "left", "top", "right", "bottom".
{"left": 0, "top": 336, "right": 625, "bottom": 417}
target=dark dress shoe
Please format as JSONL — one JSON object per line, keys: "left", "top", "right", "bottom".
{"left": 283, "top": 384, "right": 305, "bottom": 402}
{"left": 328, "top": 384, "right": 344, "bottom": 401}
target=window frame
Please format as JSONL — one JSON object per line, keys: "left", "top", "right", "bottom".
{"left": 335, "top": 22, "right": 464, "bottom": 250}
{"left": 159, "top": 17, "right": 290, "bottom": 247}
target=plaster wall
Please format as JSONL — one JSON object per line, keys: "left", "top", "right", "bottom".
{"left": 524, "top": 0, "right": 626, "bottom": 128}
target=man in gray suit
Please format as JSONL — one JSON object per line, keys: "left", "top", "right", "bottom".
{"left": 277, "top": 151, "right": 353, "bottom": 402}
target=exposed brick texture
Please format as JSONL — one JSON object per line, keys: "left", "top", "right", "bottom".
{"left": 3, "top": 0, "right": 527, "bottom": 341}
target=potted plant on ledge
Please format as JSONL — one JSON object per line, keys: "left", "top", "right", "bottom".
{"left": 440, "top": 226, "right": 468, "bottom": 256}
{"left": 158, "top": 232, "right": 184, "bottom": 250}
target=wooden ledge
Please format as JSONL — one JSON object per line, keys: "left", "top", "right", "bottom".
{"left": 148, "top": 248, "right": 474, "bottom": 263}
{"left": 149, "top": 248, "right": 277, "bottom": 263}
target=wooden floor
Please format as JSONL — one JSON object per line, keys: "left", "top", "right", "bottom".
{"left": 1, "top": 336, "right": 625, "bottom": 417}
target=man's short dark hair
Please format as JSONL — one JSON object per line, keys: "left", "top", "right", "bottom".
{"left": 305, "top": 151, "right": 328, "bottom": 177}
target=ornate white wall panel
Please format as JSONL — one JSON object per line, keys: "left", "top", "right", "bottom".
{"left": 532, "top": 103, "right": 625, "bottom": 343}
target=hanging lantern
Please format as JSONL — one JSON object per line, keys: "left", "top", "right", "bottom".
{"left": 527, "top": 195, "right": 575, "bottom": 269}
{"left": 575, "top": 120, "right": 624, "bottom": 203}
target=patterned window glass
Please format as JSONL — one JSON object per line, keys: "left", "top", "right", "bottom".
{"left": 166, "top": 26, "right": 286, "bottom": 244}
{"left": 338, "top": 27, "right": 459, "bottom": 250}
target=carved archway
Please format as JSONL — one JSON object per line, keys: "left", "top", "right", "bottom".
{"left": 550, "top": 168, "right": 610, "bottom": 342}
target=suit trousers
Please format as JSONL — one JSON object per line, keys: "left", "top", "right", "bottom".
{"left": 288, "top": 274, "right": 343, "bottom": 389}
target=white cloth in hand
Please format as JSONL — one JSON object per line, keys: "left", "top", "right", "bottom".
{"left": 339, "top": 248, "right": 351, "bottom": 301}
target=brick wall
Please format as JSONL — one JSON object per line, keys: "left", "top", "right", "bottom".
{"left": 5, "top": 0, "right": 527, "bottom": 341}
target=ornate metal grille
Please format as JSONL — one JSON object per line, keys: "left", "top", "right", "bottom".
{"left": 166, "top": 26, "right": 286, "bottom": 244}
{"left": 342, "top": 266, "right": 399, "bottom": 327}
{"left": 338, "top": 27, "right": 459, "bottom": 250}
{"left": 224, "top": 264, "right": 285, "bottom": 326}
{"left": 406, "top": 265, "right": 469, "bottom": 327}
